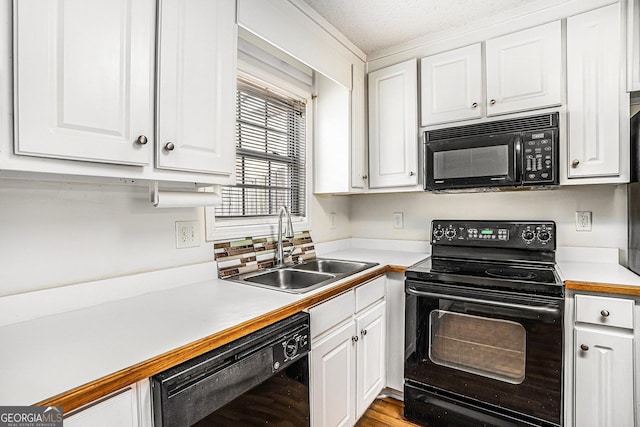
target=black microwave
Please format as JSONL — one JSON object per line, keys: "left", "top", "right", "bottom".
{"left": 424, "top": 112, "right": 559, "bottom": 191}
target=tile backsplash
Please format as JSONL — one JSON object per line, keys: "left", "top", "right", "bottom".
{"left": 214, "top": 231, "right": 316, "bottom": 278}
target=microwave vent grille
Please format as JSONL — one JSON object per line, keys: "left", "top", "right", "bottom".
{"left": 425, "top": 113, "right": 559, "bottom": 142}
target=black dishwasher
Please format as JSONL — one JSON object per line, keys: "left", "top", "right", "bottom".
{"left": 151, "top": 312, "right": 310, "bottom": 427}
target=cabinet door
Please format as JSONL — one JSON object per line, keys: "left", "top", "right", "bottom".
{"left": 629, "top": 0, "right": 640, "bottom": 92}
{"left": 156, "top": 0, "right": 236, "bottom": 175}
{"left": 567, "top": 4, "right": 621, "bottom": 178}
{"left": 311, "top": 321, "right": 357, "bottom": 427}
{"left": 313, "top": 73, "right": 351, "bottom": 194}
{"left": 65, "top": 387, "right": 139, "bottom": 427}
{"left": 574, "top": 327, "right": 634, "bottom": 427}
{"left": 351, "top": 63, "right": 367, "bottom": 189}
{"left": 420, "top": 44, "right": 482, "bottom": 126}
{"left": 13, "top": 0, "right": 154, "bottom": 165}
{"left": 368, "top": 59, "right": 418, "bottom": 188}
{"left": 485, "top": 21, "right": 561, "bottom": 116}
{"left": 355, "top": 301, "right": 386, "bottom": 420}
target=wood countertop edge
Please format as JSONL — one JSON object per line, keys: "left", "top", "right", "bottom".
{"left": 565, "top": 280, "right": 640, "bottom": 296}
{"left": 36, "top": 265, "right": 391, "bottom": 413}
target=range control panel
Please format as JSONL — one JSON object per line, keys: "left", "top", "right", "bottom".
{"left": 431, "top": 220, "right": 556, "bottom": 250}
{"left": 521, "top": 130, "right": 557, "bottom": 184}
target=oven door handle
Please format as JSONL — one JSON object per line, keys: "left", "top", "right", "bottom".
{"left": 406, "top": 287, "right": 561, "bottom": 315}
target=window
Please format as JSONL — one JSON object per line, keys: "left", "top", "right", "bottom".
{"left": 215, "top": 79, "right": 307, "bottom": 221}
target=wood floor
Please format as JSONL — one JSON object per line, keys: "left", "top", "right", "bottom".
{"left": 356, "top": 397, "right": 421, "bottom": 427}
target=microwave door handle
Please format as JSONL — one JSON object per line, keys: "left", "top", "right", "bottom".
{"left": 406, "top": 286, "right": 560, "bottom": 315}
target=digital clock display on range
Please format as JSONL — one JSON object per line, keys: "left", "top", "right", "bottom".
{"left": 480, "top": 229, "right": 494, "bottom": 235}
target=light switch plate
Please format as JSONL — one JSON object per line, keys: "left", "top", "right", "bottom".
{"left": 575, "top": 211, "right": 592, "bottom": 231}
{"left": 393, "top": 212, "right": 404, "bottom": 229}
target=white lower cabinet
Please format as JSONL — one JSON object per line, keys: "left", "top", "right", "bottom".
{"left": 311, "top": 320, "right": 357, "bottom": 427}
{"left": 574, "top": 327, "right": 634, "bottom": 427}
{"left": 571, "top": 293, "right": 636, "bottom": 426}
{"left": 309, "top": 276, "right": 386, "bottom": 427}
{"left": 65, "top": 380, "right": 152, "bottom": 427}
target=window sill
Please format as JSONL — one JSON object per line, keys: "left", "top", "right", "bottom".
{"left": 205, "top": 210, "right": 310, "bottom": 242}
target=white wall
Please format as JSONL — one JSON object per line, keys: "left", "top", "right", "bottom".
{"left": 0, "top": 179, "right": 209, "bottom": 296}
{"left": 349, "top": 185, "right": 628, "bottom": 262}
{"left": 310, "top": 194, "right": 351, "bottom": 243}
{"left": 0, "top": 178, "right": 349, "bottom": 297}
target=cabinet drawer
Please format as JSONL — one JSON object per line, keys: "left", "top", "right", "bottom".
{"left": 575, "top": 294, "right": 634, "bottom": 329}
{"left": 355, "top": 276, "right": 385, "bottom": 312}
{"left": 310, "top": 290, "right": 355, "bottom": 340}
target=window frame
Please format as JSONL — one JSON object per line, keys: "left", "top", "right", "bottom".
{"left": 205, "top": 65, "right": 313, "bottom": 242}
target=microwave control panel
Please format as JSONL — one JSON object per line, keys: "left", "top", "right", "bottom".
{"left": 521, "top": 130, "right": 556, "bottom": 184}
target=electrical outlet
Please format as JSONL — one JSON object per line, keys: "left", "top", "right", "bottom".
{"left": 575, "top": 211, "right": 592, "bottom": 231}
{"left": 393, "top": 212, "right": 404, "bottom": 229}
{"left": 176, "top": 221, "right": 200, "bottom": 248}
{"left": 330, "top": 213, "right": 337, "bottom": 229}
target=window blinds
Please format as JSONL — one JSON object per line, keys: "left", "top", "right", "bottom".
{"left": 215, "top": 80, "right": 306, "bottom": 218}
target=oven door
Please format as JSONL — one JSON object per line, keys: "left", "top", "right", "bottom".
{"left": 404, "top": 281, "right": 563, "bottom": 426}
{"left": 425, "top": 133, "right": 520, "bottom": 191}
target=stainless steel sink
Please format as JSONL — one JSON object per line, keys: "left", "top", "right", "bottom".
{"left": 293, "top": 259, "right": 370, "bottom": 274}
{"left": 243, "top": 269, "right": 335, "bottom": 291}
{"left": 231, "top": 258, "right": 379, "bottom": 294}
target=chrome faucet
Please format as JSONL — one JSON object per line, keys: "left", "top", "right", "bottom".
{"left": 275, "top": 206, "right": 295, "bottom": 266}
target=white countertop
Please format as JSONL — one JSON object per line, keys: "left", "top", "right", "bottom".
{"left": 556, "top": 246, "right": 640, "bottom": 289}
{"left": 0, "top": 241, "right": 428, "bottom": 406}
{"left": 7, "top": 240, "right": 638, "bottom": 407}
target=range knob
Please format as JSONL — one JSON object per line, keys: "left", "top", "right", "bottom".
{"left": 522, "top": 229, "right": 535, "bottom": 242}
{"left": 445, "top": 228, "right": 457, "bottom": 239}
{"left": 537, "top": 230, "right": 551, "bottom": 243}
{"left": 433, "top": 228, "right": 445, "bottom": 240}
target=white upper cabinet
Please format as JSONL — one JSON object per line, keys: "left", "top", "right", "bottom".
{"left": 351, "top": 63, "right": 367, "bottom": 190}
{"left": 368, "top": 59, "right": 419, "bottom": 188}
{"left": 419, "top": 21, "right": 561, "bottom": 127}
{"left": 629, "top": 0, "right": 640, "bottom": 92}
{"left": 567, "top": 3, "right": 622, "bottom": 178}
{"left": 485, "top": 21, "right": 562, "bottom": 116}
{"left": 13, "top": 0, "right": 155, "bottom": 165}
{"left": 156, "top": 0, "right": 236, "bottom": 175}
{"left": 314, "top": 62, "right": 367, "bottom": 195}
{"left": 420, "top": 43, "right": 482, "bottom": 126}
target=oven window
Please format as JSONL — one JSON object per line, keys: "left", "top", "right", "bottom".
{"left": 433, "top": 145, "right": 509, "bottom": 179}
{"left": 428, "top": 310, "right": 526, "bottom": 384}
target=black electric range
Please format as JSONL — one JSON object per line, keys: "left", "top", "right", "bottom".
{"left": 404, "top": 220, "right": 564, "bottom": 427}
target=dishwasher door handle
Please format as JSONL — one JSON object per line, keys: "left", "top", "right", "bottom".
{"left": 406, "top": 286, "right": 561, "bottom": 315}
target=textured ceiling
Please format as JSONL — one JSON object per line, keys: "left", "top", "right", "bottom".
{"left": 300, "top": 0, "right": 536, "bottom": 54}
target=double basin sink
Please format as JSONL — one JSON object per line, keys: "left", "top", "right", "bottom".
{"left": 231, "top": 258, "right": 379, "bottom": 294}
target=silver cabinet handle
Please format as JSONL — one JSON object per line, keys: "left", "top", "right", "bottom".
{"left": 164, "top": 142, "right": 175, "bottom": 151}
{"left": 572, "top": 159, "right": 580, "bottom": 168}
{"left": 409, "top": 171, "right": 415, "bottom": 176}
{"left": 352, "top": 336, "right": 359, "bottom": 343}
{"left": 580, "top": 344, "right": 589, "bottom": 351}
{"left": 472, "top": 102, "right": 478, "bottom": 109}
{"left": 361, "top": 329, "right": 367, "bottom": 336}
{"left": 600, "top": 310, "right": 610, "bottom": 317}
{"left": 490, "top": 99, "right": 497, "bottom": 105}
{"left": 136, "top": 135, "right": 148, "bottom": 145}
